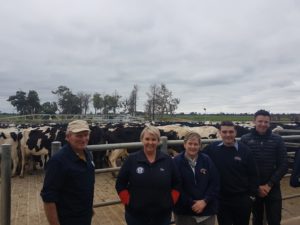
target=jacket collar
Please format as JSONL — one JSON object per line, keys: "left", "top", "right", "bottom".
{"left": 251, "top": 128, "right": 272, "bottom": 137}
{"left": 65, "top": 143, "right": 89, "bottom": 162}
{"left": 137, "top": 149, "right": 165, "bottom": 163}
{"left": 218, "top": 141, "right": 239, "bottom": 151}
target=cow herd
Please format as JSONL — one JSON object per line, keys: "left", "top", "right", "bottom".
{"left": 0, "top": 121, "right": 299, "bottom": 178}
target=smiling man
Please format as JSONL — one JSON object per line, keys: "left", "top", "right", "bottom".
{"left": 41, "top": 120, "right": 95, "bottom": 225}
{"left": 203, "top": 121, "right": 258, "bottom": 225}
{"left": 241, "top": 110, "right": 288, "bottom": 225}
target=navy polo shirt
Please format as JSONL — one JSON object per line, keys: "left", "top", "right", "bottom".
{"left": 41, "top": 143, "right": 95, "bottom": 225}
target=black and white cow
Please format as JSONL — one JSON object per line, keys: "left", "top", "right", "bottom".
{"left": 0, "top": 128, "right": 21, "bottom": 177}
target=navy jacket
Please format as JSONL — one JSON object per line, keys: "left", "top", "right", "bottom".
{"left": 241, "top": 129, "right": 288, "bottom": 187}
{"left": 203, "top": 141, "right": 258, "bottom": 198}
{"left": 290, "top": 150, "right": 300, "bottom": 187}
{"left": 115, "top": 149, "right": 181, "bottom": 217}
{"left": 173, "top": 152, "right": 219, "bottom": 216}
{"left": 40, "top": 143, "right": 95, "bottom": 225}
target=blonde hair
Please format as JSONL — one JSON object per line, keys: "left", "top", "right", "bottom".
{"left": 140, "top": 126, "right": 161, "bottom": 141}
{"left": 184, "top": 132, "right": 202, "bottom": 144}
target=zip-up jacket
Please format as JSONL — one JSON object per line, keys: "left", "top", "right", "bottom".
{"left": 241, "top": 129, "right": 288, "bottom": 187}
{"left": 173, "top": 152, "right": 219, "bottom": 216}
{"left": 290, "top": 150, "right": 300, "bottom": 187}
{"left": 40, "top": 143, "right": 95, "bottom": 225}
{"left": 115, "top": 149, "right": 181, "bottom": 217}
{"left": 203, "top": 141, "right": 258, "bottom": 198}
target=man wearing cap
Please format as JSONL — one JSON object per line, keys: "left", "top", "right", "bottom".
{"left": 41, "top": 120, "right": 95, "bottom": 225}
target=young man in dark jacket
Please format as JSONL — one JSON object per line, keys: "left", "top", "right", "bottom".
{"left": 203, "top": 121, "right": 258, "bottom": 225}
{"left": 241, "top": 109, "right": 288, "bottom": 225}
{"left": 290, "top": 149, "right": 300, "bottom": 187}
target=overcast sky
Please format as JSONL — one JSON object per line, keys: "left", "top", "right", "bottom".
{"left": 1, "top": 0, "right": 300, "bottom": 114}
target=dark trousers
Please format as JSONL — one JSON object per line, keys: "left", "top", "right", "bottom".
{"left": 218, "top": 195, "right": 253, "bottom": 225}
{"left": 252, "top": 186, "right": 282, "bottom": 225}
{"left": 125, "top": 211, "right": 171, "bottom": 225}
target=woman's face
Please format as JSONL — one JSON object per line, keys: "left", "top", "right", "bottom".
{"left": 142, "top": 131, "right": 159, "bottom": 154}
{"left": 184, "top": 137, "right": 201, "bottom": 159}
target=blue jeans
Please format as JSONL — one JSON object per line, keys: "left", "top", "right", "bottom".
{"left": 125, "top": 211, "right": 171, "bottom": 225}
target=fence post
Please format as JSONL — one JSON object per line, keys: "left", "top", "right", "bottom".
{"left": 51, "top": 141, "right": 61, "bottom": 156}
{"left": 160, "top": 136, "right": 168, "bottom": 154}
{"left": 1, "top": 144, "right": 11, "bottom": 225}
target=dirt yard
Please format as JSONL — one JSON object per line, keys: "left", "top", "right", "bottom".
{"left": 1, "top": 171, "right": 300, "bottom": 225}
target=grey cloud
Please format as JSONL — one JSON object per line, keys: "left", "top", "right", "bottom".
{"left": 1, "top": 0, "right": 300, "bottom": 114}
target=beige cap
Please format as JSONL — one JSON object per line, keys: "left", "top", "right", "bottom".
{"left": 67, "top": 120, "right": 90, "bottom": 133}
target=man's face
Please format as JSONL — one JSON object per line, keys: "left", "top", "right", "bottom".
{"left": 254, "top": 115, "right": 270, "bottom": 135}
{"left": 220, "top": 126, "right": 236, "bottom": 146}
{"left": 66, "top": 131, "right": 90, "bottom": 152}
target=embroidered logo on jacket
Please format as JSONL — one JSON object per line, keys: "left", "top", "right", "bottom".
{"left": 234, "top": 156, "right": 242, "bottom": 161}
{"left": 136, "top": 167, "right": 144, "bottom": 174}
{"left": 200, "top": 168, "right": 207, "bottom": 174}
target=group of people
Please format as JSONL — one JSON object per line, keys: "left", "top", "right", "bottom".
{"left": 40, "top": 109, "right": 299, "bottom": 225}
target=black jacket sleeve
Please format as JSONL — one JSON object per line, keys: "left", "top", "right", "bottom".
{"left": 290, "top": 150, "right": 300, "bottom": 187}
{"left": 269, "top": 136, "right": 288, "bottom": 186}
{"left": 245, "top": 150, "right": 259, "bottom": 196}
{"left": 115, "top": 155, "right": 131, "bottom": 193}
{"left": 203, "top": 157, "right": 220, "bottom": 203}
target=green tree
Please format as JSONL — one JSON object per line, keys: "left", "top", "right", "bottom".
{"left": 93, "top": 93, "right": 104, "bottom": 114}
{"left": 144, "top": 83, "right": 179, "bottom": 120}
{"left": 7, "top": 90, "right": 28, "bottom": 114}
{"left": 41, "top": 102, "right": 58, "bottom": 114}
{"left": 77, "top": 92, "right": 91, "bottom": 115}
{"left": 110, "top": 91, "right": 121, "bottom": 114}
{"left": 125, "top": 85, "right": 138, "bottom": 116}
{"left": 145, "top": 84, "right": 159, "bottom": 120}
{"left": 7, "top": 90, "right": 41, "bottom": 115}
{"left": 27, "top": 90, "right": 41, "bottom": 114}
{"left": 102, "top": 91, "right": 121, "bottom": 115}
{"left": 52, "top": 86, "right": 81, "bottom": 114}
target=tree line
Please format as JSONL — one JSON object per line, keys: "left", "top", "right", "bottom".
{"left": 7, "top": 84, "right": 180, "bottom": 119}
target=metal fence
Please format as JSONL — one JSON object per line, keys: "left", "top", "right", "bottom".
{"left": 1, "top": 134, "right": 300, "bottom": 225}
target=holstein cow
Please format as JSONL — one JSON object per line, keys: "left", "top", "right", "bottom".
{"left": 106, "top": 124, "right": 222, "bottom": 173}
{"left": 105, "top": 125, "right": 145, "bottom": 175}
{"left": 88, "top": 125, "right": 108, "bottom": 168}
{"left": 19, "top": 125, "right": 67, "bottom": 177}
{"left": 0, "top": 128, "right": 20, "bottom": 177}
{"left": 156, "top": 125, "right": 221, "bottom": 154}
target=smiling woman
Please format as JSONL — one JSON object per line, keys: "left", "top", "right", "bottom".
{"left": 140, "top": 126, "right": 160, "bottom": 162}
{"left": 173, "top": 131, "right": 219, "bottom": 225}
{"left": 115, "top": 125, "right": 181, "bottom": 225}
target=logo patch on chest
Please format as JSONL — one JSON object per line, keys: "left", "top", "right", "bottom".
{"left": 136, "top": 167, "right": 144, "bottom": 174}
{"left": 200, "top": 168, "right": 207, "bottom": 174}
{"left": 234, "top": 156, "right": 242, "bottom": 161}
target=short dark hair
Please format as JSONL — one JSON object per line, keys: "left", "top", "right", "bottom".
{"left": 220, "top": 121, "right": 235, "bottom": 129}
{"left": 254, "top": 109, "right": 270, "bottom": 118}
